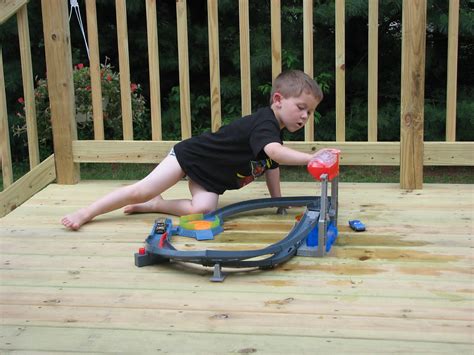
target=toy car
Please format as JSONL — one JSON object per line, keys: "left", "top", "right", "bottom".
{"left": 154, "top": 219, "right": 167, "bottom": 234}
{"left": 349, "top": 220, "right": 366, "bottom": 232}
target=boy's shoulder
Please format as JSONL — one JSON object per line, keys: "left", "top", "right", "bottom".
{"left": 219, "top": 106, "right": 278, "bottom": 134}
{"left": 243, "top": 106, "right": 277, "bottom": 125}
{"left": 250, "top": 106, "right": 274, "bottom": 119}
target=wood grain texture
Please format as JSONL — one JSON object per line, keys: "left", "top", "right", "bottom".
{"left": 85, "top": 0, "right": 104, "bottom": 140}
{"left": 41, "top": 0, "right": 79, "bottom": 184}
{"left": 146, "top": 0, "right": 162, "bottom": 140}
{"left": 115, "top": 0, "right": 133, "bottom": 140}
{"left": 207, "top": 0, "right": 222, "bottom": 132}
{"left": 400, "top": 0, "right": 427, "bottom": 189}
{"left": 17, "top": 4, "right": 39, "bottom": 168}
{"left": 71, "top": 140, "right": 474, "bottom": 166}
{"left": 176, "top": 0, "right": 192, "bottom": 139}
{"left": 0, "top": 181, "right": 472, "bottom": 352}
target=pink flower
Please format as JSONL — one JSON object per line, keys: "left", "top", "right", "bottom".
{"left": 75, "top": 63, "right": 84, "bottom": 70}
{"left": 86, "top": 85, "right": 91, "bottom": 91}
{"left": 106, "top": 75, "right": 112, "bottom": 82}
{"left": 17, "top": 97, "right": 24, "bottom": 104}
{"left": 130, "top": 83, "right": 138, "bottom": 92}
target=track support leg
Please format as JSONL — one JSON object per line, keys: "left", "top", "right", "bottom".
{"left": 210, "top": 263, "right": 226, "bottom": 282}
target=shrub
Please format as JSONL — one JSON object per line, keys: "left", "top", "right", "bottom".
{"left": 13, "top": 60, "right": 149, "bottom": 159}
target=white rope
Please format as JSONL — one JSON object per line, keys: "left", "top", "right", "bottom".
{"left": 69, "top": 0, "right": 90, "bottom": 59}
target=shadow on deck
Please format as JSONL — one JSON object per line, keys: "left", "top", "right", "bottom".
{"left": 0, "top": 181, "right": 473, "bottom": 353}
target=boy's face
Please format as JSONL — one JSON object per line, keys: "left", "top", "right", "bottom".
{"left": 272, "top": 91, "right": 320, "bottom": 132}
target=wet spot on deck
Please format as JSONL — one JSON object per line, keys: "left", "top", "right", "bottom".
{"left": 335, "top": 248, "right": 458, "bottom": 262}
{"left": 255, "top": 279, "right": 295, "bottom": 287}
{"left": 282, "top": 262, "right": 384, "bottom": 275}
{"left": 337, "top": 234, "right": 430, "bottom": 247}
{"left": 400, "top": 266, "right": 473, "bottom": 277}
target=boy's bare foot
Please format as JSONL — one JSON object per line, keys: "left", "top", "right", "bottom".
{"left": 61, "top": 208, "right": 93, "bottom": 230}
{"left": 124, "top": 195, "right": 164, "bottom": 214}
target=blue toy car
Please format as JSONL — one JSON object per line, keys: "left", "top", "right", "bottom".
{"left": 349, "top": 220, "right": 366, "bottom": 232}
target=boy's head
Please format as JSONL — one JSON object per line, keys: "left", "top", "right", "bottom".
{"left": 269, "top": 70, "right": 323, "bottom": 105}
{"left": 270, "top": 70, "right": 323, "bottom": 132}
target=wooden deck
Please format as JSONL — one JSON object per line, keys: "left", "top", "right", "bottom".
{"left": 0, "top": 181, "right": 473, "bottom": 353}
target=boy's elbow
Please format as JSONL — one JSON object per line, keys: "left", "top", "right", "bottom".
{"left": 263, "top": 143, "right": 283, "bottom": 162}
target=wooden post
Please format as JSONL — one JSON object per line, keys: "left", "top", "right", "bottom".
{"left": 41, "top": 0, "right": 79, "bottom": 184}
{"left": 400, "top": 0, "right": 426, "bottom": 189}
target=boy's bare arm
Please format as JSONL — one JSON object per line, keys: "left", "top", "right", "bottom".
{"left": 265, "top": 167, "right": 282, "bottom": 198}
{"left": 264, "top": 142, "right": 313, "bottom": 165}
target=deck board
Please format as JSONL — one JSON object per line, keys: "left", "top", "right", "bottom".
{"left": 0, "top": 181, "right": 473, "bottom": 353}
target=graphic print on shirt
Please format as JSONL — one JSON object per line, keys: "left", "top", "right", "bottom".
{"left": 236, "top": 158, "right": 274, "bottom": 188}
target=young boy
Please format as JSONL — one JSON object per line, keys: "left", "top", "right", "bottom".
{"left": 61, "top": 69, "right": 323, "bottom": 230}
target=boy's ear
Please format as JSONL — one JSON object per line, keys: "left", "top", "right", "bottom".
{"left": 272, "top": 92, "right": 283, "bottom": 107}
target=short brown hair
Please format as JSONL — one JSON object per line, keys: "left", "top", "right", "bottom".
{"left": 270, "top": 70, "right": 323, "bottom": 104}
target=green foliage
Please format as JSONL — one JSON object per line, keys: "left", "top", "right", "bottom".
{"left": 2, "top": 0, "right": 473, "bottom": 166}
{"left": 13, "top": 62, "right": 149, "bottom": 158}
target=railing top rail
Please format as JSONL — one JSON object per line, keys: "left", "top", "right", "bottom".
{"left": 0, "top": 0, "right": 28, "bottom": 25}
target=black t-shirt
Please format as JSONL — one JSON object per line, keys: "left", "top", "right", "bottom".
{"left": 174, "top": 106, "right": 282, "bottom": 194}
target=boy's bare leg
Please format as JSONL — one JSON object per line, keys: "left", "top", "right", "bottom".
{"left": 123, "top": 195, "right": 164, "bottom": 214}
{"left": 61, "top": 155, "right": 185, "bottom": 230}
{"left": 124, "top": 179, "right": 218, "bottom": 216}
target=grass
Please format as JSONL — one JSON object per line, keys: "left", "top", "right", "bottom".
{"left": 281, "top": 165, "right": 474, "bottom": 184}
{"left": 1, "top": 162, "right": 473, "bottom": 191}
{"left": 67, "top": 163, "right": 474, "bottom": 184}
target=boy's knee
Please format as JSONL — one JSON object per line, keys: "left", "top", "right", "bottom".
{"left": 187, "top": 205, "right": 213, "bottom": 215}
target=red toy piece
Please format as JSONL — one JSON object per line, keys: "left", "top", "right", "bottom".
{"left": 307, "top": 148, "right": 341, "bottom": 181}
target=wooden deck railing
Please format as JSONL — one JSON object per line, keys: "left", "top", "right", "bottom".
{"left": 0, "top": 0, "right": 56, "bottom": 217}
{"left": 1, "top": 0, "right": 473, "bottom": 217}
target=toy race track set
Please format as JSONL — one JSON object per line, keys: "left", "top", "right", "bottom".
{"left": 135, "top": 148, "right": 341, "bottom": 282}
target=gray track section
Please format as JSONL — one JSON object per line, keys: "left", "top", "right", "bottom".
{"left": 144, "top": 196, "right": 324, "bottom": 268}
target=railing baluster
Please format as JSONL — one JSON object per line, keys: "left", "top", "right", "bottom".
{"left": 335, "top": 0, "right": 345, "bottom": 142}
{"left": 17, "top": 4, "right": 39, "bottom": 167}
{"left": 86, "top": 0, "right": 104, "bottom": 140}
{"left": 116, "top": 0, "right": 133, "bottom": 140}
{"left": 271, "top": 0, "right": 281, "bottom": 81}
{"left": 303, "top": 0, "right": 314, "bottom": 141}
{"left": 146, "top": 0, "right": 162, "bottom": 140}
{"left": 207, "top": 0, "right": 222, "bottom": 133}
{"left": 368, "top": 0, "right": 378, "bottom": 142}
{"left": 176, "top": 0, "right": 192, "bottom": 139}
{"left": 0, "top": 48, "right": 14, "bottom": 188}
{"left": 446, "top": 0, "right": 459, "bottom": 142}
{"left": 239, "top": 0, "right": 251, "bottom": 116}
